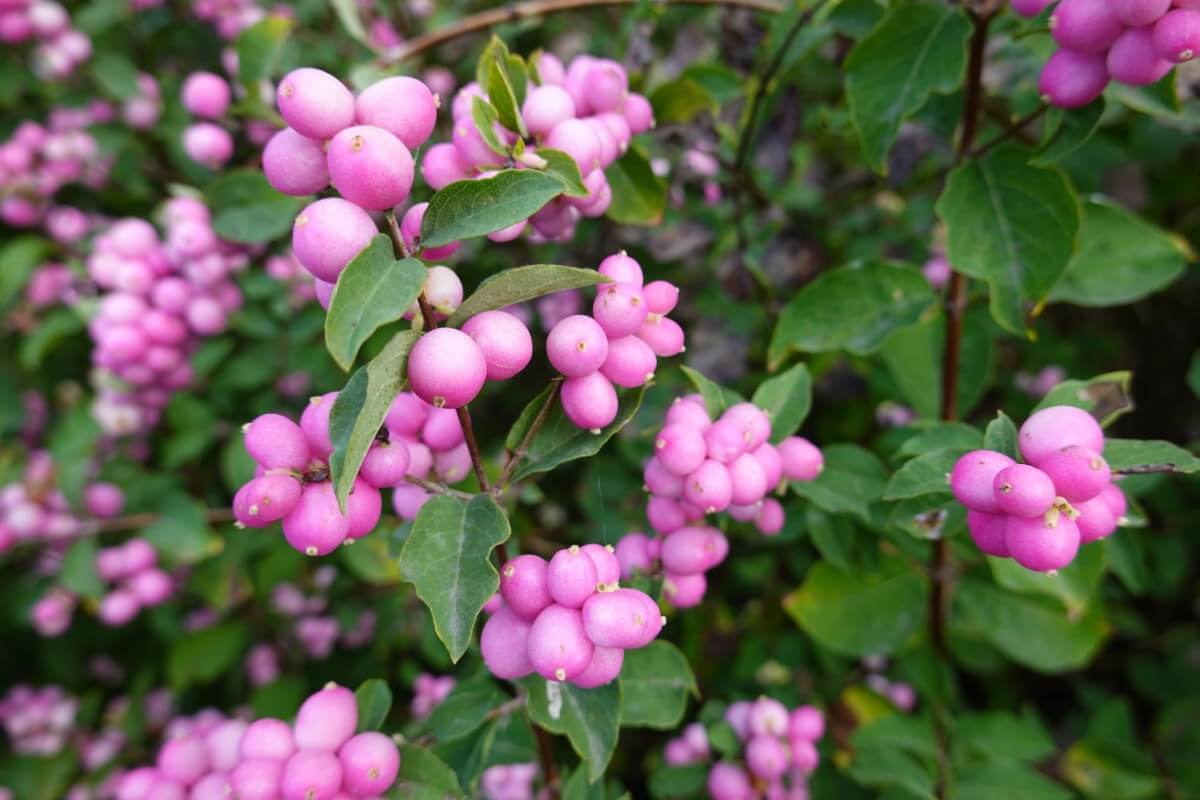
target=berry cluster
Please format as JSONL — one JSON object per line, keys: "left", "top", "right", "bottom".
{"left": 93, "top": 538, "right": 174, "bottom": 626}
{"left": 114, "top": 683, "right": 401, "bottom": 800}
{"left": 264, "top": 249, "right": 318, "bottom": 306}
{"left": 614, "top": 527, "right": 727, "bottom": 609}
{"left": 180, "top": 71, "right": 236, "bottom": 170}
{"left": 86, "top": 206, "right": 250, "bottom": 435}
{"left": 951, "top": 404, "right": 1126, "bottom": 572}
{"left": 482, "top": 544, "right": 664, "bottom": 686}
{"left": 268, "top": 573, "right": 377, "bottom": 660}
{"left": 0, "top": 113, "right": 108, "bottom": 229}
{"left": 0, "top": 451, "right": 123, "bottom": 554}
{"left": 0, "top": 0, "right": 91, "bottom": 79}
{"left": 121, "top": 73, "right": 164, "bottom": 131}
{"left": 0, "top": 684, "right": 77, "bottom": 756}
{"left": 481, "top": 763, "right": 539, "bottom": 800}
{"left": 405, "top": 307, "right": 533, "bottom": 410}
{"left": 421, "top": 53, "right": 654, "bottom": 244}
{"left": 1015, "top": 365, "right": 1066, "bottom": 398}
{"left": 1028, "top": 0, "right": 1200, "bottom": 107}
{"left": 546, "top": 252, "right": 684, "bottom": 431}
{"left": 188, "top": 0, "right": 268, "bottom": 39}
{"left": 645, "top": 396, "right": 823, "bottom": 535}
{"left": 410, "top": 673, "right": 456, "bottom": 719}
{"left": 386, "top": 391, "right": 481, "bottom": 519}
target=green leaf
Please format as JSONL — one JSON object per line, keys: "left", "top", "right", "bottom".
{"left": 605, "top": 146, "right": 666, "bottom": 226}
{"left": 325, "top": 236, "right": 426, "bottom": 370}
{"left": 328, "top": 0, "right": 370, "bottom": 45}
{"left": 649, "top": 78, "right": 716, "bottom": 125}
{"left": 1032, "top": 99, "right": 1105, "bottom": 167}
{"left": 955, "top": 760, "right": 1072, "bottom": 800}
{"left": 619, "top": 641, "right": 697, "bottom": 729}
{"left": 470, "top": 96, "right": 509, "bottom": 157}
{"left": 806, "top": 506, "right": 859, "bottom": 570}
{"left": 398, "top": 495, "right": 510, "bottom": 662}
{"left": 142, "top": 493, "right": 215, "bottom": 564}
{"left": 1050, "top": 200, "right": 1186, "bottom": 307}
{"left": 879, "top": 307, "right": 994, "bottom": 419}
{"left": 983, "top": 411, "right": 1019, "bottom": 458}
{"left": 563, "top": 766, "right": 606, "bottom": 800}
{"left": 1061, "top": 738, "right": 1161, "bottom": 800}
{"left": 89, "top": 51, "right": 140, "bottom": 99}
{"left": 752, "top": 363, "right": 813, "bottom": 443}
{"left": 20, "top": 308, "right": 85, "bottom": 370}
{"left": 522, "top": 676, "right": 622, "bottom": 783}
{"left": 329, "top": 330, "right": 418, "bottom": 510}
{"left": 788, "top": 444, "right": 888, "bottom": 523}
{"left": 680, "top": 366, "right": 742, "bottom": 419}
{"left": 783, "top": 556, "right": 926, "bottom": 657}
{"left": 424, "top": 677, "right": 510, "bottom": 742}
{"left": 649, "top": 763, "right": 710, "bottom": 798}
{"left": 952, "top": 578, "right": 1108, "bottom": 673}
{"left": 394, "top": 743, "right": 465, "bottom": 799}
{"left": 936, "top": 146, "right": 1081, "bottom": 336}
{"left": 447, "top": 265, "right": 609, "bottom": 328}
{"left": 845, "top": 4, "right": 972, "bottom": 173}
{"left": 883, "top": 449, "right": 957, "bottom": 501}
{"left": 47, "top": 406, "right": 99, "bottom": 510}
{"left": 538, "top": 148, "right": 589, "bottom": 196}
{"left": 167, "top": 622, "right": 249, "bottom": 689}
{"left": 954, "top": 711, "right": 1056, "bottom": 763}
{"left": 0, "top": 235, "right": 50, "bottom": 306}
{"left": 0, "top": 753, "right": 78, "bottom": 800}
{"left": 235, "top": 15, "right": 292, "bottom": 86}
{"left": 206, "top": 169, "right": 307, "bottom": 244}
{"left": 769, "top": 262, "right": 934, "bottom": 368}
{"left": 896, "top": 423, "right": 982, "bottom": 459}
{"left": 987, "top": 543, "right": 1106, "bottom": 618}
{"left": 163, "top": 394, "right": 218, "bottom": 468}
{"left": 848, "top": 742, "right": 936, "bottom": 798}
{"left": 504, "top": 383, "right": 647, "bottom": 483}
{"left": 354, "top": 678, "right": 393, "bottom": 732}
{"left": 1103, "top": 438, "right": 1200, "bottom": 474}
{"left": 60, "top": 538, "right": 104, "bottom": 599}
{"left": 1035, "top": 371, "right": 1133, "bottom": 426}
{"left": 422, "top": 170, "right": 566, "bottom": 249}
{"left": 481, "top": 38, "right": 527, "bottom": 138}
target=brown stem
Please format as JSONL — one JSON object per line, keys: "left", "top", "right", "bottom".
{"left": 82, "top": 508, "right": 235, "bottom": 536}
{"left": 970, "top": 103, "right": 1048, "bottom": 159}
{"left": 380, "top": 0, "right": 782, "bottom": 63}
{"left": 384, "top": 210, "right": 410, "bottom": 259}
{"left": 1114, "top": 463, "right": 1191, "bottom": 475}
{"left": 535, "top": 725, "right": 561, "bottom": 799}
{"left": 404, "top": 475, "right": 474, "bottom": 500}
{"left": 500, "top": 380, "right": 562, "bottom": 488}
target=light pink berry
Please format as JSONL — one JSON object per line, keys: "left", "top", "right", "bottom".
{"left": 1039, "top": 445, "right": 1111, "bottom": 502}
{"left": 481, "top": 605, "right": 534, "bottom": 679}
{"left": 684, "top": 460, "right": 733, "bottom": 512}
{"left": 1074, "top": 495, "right": 1119, "bottom": 542}
{"left": 992, "top": 464, "right": 1056, "bottom": 518}
{"left": 300, "top": 392, "right": 337, "bottom": 458}
{"left": 547, "top": 314, "right": 609, "bottom": 377}
{"left": 1018, "top": 405, "right": 1106, "bottom": 465}
{"left": 950, "top": 449, "right": 1016, "bottom": 513}
{"left": 547, "top": 545, "right": 600, "bottom": 608}
{"left": 294, "top": 683, "right": 357, "bottom": 750}
{"left": 239, "top": 719, "right": 295, "bottom": 761}
{"left": 292, "top": 197, "right": 378, "bottom": 283}
{"left": 572, "top": 645, "right": 624, "bottom": 688}
{"left": 528, "top": 604, "right": 595, "bottom": 682}
{"left": 1005, "top": 513, "right": 1080, "bottom": 572}
{"left": 277, "top": 67, "right": 355, "bottom": 140}
{"left": 338, "top": 732, "right": 400, "bottom": 797}
{"left": 327, "top": 125, "right": 415, "bottom": 211}
{"left": 280, "top": 482, "right": 351, "bottom": 556}
{"left": 420, "top": 142, "right": 472, "bottom": 190}
{"left": 280, "top": 749, "right": 342, "bottom": 800}
{"left": 181, "top": 71, "right": 231, "bottom": 119}
{"left": 244, "top": 412, "right": 311, "bottom": 471}
{"left": 500, "top": 554, "right": 554, "bottom": 621}
{"left": 655, "top": 424, "right": 708, "bottom": 476}
{"left": 407, "top": 328, "right": 487, "bottom": 408}
{"left": 522, "top": 84, "right": 576, "bottom": 137}
{"left": 597, "top": 252, "right": 643, "bottom": 286}
{"left": 355, "top": 76, "right": 438, "bottom": 149}
{"left": 582, "top": 589, "right": 651, "bottom": 648}
{"left": 561, "top": 372, "right": 619, "bottom": 431}
{"left": 263, "top": 128, "right": 330, "bottom": 196}
{"left": 593, "top": 282, "right": 648, "bottom": 338}
{"left": 462, "top": 310, "right": 533, "bottom": 380}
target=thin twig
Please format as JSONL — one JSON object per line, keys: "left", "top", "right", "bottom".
{"left": 970, "top": 103, "right": 1049, "bottom": 159}
{"left": 379, "top": 0, "right": 782, "bottom": 64}
{"left": 404, "top": 475, "right": 474, "bottom": 500}
{"left": 81, "top": 508, "right": 235, "bottom": 536}
{"left": 1114, "top": 464, "right": 1190, "bottom": 475}
{"left": 500, "top": 380, "right": 562, "bottom": 488}
{"left": 536, "top": 725, "right": 561, "bottom": 800}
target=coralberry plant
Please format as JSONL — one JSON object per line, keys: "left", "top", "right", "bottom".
{"left": 3, "top": 1, "right": 1200, "bottom": 799}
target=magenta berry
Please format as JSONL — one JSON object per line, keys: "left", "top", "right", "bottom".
{"left": 624, "top": 93, "right": 655, "bottom": 133}
{"left": 407, "top": 328, "right": 487, "bottom": 409}
{"left": 661, "top": 526, "right": 727, "bottom": 574}
{"left": 704, "top": 419, "right": 749, "bottom": 464}
{"left": 156, "top": 735, "right": 209, "bottom": 785}
{"left": 420, "top": 407, "right": 464, "bottom": 451}
{"left": 182, "top": 123, "right": 233, "bottom": 168}
{"left": 789, "top": 705, "right": 825, "bottom": 741}
{"left": 385, "top": 392, "right": 429, "bottom": 438}
{"left": 1099, "top": 483, "right": 1127, "bottom": 518}
{"left": 240, "top": 719, "right": 295, "bottom": 761}
{"left": 461, "top": 310, "right": 533, "bottom": 380}
{"left": 359, "top": 441, "right": 411, "bottom": 488}
{"left": 647, "top": 495, "right": 688, "bottom": 533}
{"left": 665, "top": 397, "right": 711, "bottom": 430}
{"left": 572, "top": 646, "right": 625, "bottom": 688}
{"left": 722, "top": 403, "right": 772, "bottom": 451}
{"left": 597, "top": 252, "right": 643, "bottom": 286}
{"left": 181, "top": 71, "right": 231, "bottom": 119}
{"left": 599, "top": 335, "right": 656, "bottom": 388}
{"left": 327, "top": 125, "right": 415, "bottom": 211}
{"left": 583, "top": 59, "right": 628, "bottom": 112}
{"left": 280, "top": 482, "right": 350, "bottom": 556}
{"left": 582, "top": 589, "right": 651, "bottom": 648}
{"left": 547, "top": 545, "right": 600, "bottom": 608}
{"left": 1005, "top": 512, "right": 1081, "bottom": 572}
{"left": 655, "top": 424, "right": 708, "bottom": 476}
{"left": 547, "top": 314, "right": 610, "bottom": 377}
{"left": 644, "top": 456, "right": 685, "bottom": 497}
{"left": 481, "top": 605, "right": 534, "bottom": 679}
{"left": 300, "top": 392, "right": 337, "bottom": 458}
{"left": 292, "top": 198, "right": 378, "bottom": 283}
{"left": 708, "top": 762, "right": 754, "bottom": 800}
{"left": 637, "top": 315, "right": 686, "bottom": 357}
{"left": 527, "top": 604, "right": 595, "bottom": 682}
{"left": 355, "top": 76, "right": 438, "bottom": 149}
{"left": 1018, "top": 405, "right": 1106, "bottom": 466}
{"left": 500, "top": 554, "right": 554, "bottom": 621}
{"left": 1038, "top": 445, "right": 1111, "bottom": 502}
{"left": 294, "top": 682, "right": 357, "bottom": 751}
{"left": 1111, "top": 0, "right": 1171, "bottom": 26}
{"left": 262, "top": 128, "right": 329, "bottom": 196}
{"left": 752, "top": 443, "right": 784, "bottom": 489}
{"left": 684, "top": 460, "right": 733, "bottom": 512}
{"left": 346, "top": 478, "right": 382, "bottom": 539}
{"left": 755, "top": 498, "right": 785, "bottom": 536}
{"left": 280, "top": 749, "right": 342, "bottom": 800}
{"left": 451, "top": 118, "right": 504, "bottom": 168}
{"left": 236, "top": 474, "right": 304, "bottom": 525}
{"left": 1039, "top": 49, "right": 1110, "bottom": 108}
{"left": 338, "top": 732, "right": 400, "bottom": 796}
{"left": 1108, "top": 27, "right": 1174, "bottom": 85}
{"left": 1153, "top": 9, "right": 1200, "bottom": 61}
{"left": 950, "top": 449, "right": 1016, "bottom": 513}
{"left": 992, "top": 464, "right": 1056, "bottom": 518}
{"left": 1074, "top": 496, "right": 1119, "bottom": 542}
{"left": 745, "top": 735, "right": 789, "bottom": 781}
{"left": 728, "top": 453, "right": 768, "bottom": 506}
{"left": 277, "top": 67, "right": 355, "bottom": 140}
{"left": 420, "top": 142, "right": 472, "bottom": 190}
{"left": 244, "top": 413, "right": 311, "bottom": 471}
{"left": 1050, "top": 0, "right": 1125, "bottom": 52}
{"left": 561, "top": 372, "right": 619, "bottom": 431}
{"left": 966, "top": 509, "right": 1010, "bottom": 557}
{"left": 592, "top": 283, "right": 648, "bottom": 338}
{"left": 664, "top": 571, "right": 706, "bottom": 608}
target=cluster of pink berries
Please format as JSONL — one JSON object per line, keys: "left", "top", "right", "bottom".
{"left": 0, "top": 684, "right": 77, "bottom": 756}
{"left": 264, "top": 249, "right": 318, "bottom": 306}
{"left": 704, "top": 699, "right": 824, "bottom": 800}
{"left": 114, "top": 683, "right": 401, "bottom": 800}
{"left": 189, "top": 0, "right": 268, "bottom": 39}
{"left": 0, "top": 452, "right": 124, "bottom": 554}
{"left": 122, "top": 73, "right": 164, "bottom": 131}
{"left": 1015, "top": 365, "right": 1066, "bottom": 398}
{"left": 613, "top": 526, "right": 727, "bottom": 609}
{"left": 90, "top": 538, "right": 175, "bottom": 626}
{"left": 421, "top": 53, "right": 654, "bottom": 244}
{"left": 1023, "top": 0, "right": 1200, "bottom": 107}
{"left": 385, "top": 391, "right": 482, "bottom": 518}
{"left": 644, "top": 396, "right": 824, "bottom": 536}
{"left": 481, "top": 763, "right": 540, "bottom": 800}
{"left": 0, "top": 115, "right": 108, "bottom": 229}
{"left": 180, "top": 71, "right": 237, "bottom": 169}
{"left": 482, "top": 544, "right": 664, "bottom": 686}
{"left": 268, "top": 576, "right": 377, "bottom": 660}
{"left": 0, "top": 0, "right": 91, "bottom": 78}
{"left": 546, "top": 252, "right": 684, "bottom": 431}
{"left": 410, "top": 673, "right": 456, "bottom": 719}
{"left": 951, "top": 404, "right": 1126, "bottom": 572}
{"left": 86, "top": 204, "right": 250, "bottom": 435}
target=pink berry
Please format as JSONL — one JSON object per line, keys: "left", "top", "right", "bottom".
{"left": 791, "top": 738, "right": 820, "bottom": 773}
{"left": 745, "top": 735, "right": 789, "bottom": 781}
{"left": 637, "top": 315, "right": 686, "bottom": 357}
{"left": 420, "top": 142, "right": 472, "bottom": 190}
{"left": 546, "top": 118, "right": 601, "bottom": 176}
{"left": 704, "top": 419, "right": 749, "bottom": 464}
{"left": 729, "top": 453, "right": 769, "bottom": 506}
{"left": 129, "top": 568, "right": 173, "bottom": 605}
{"left": 664, "top": 571, "right": 706, "bottom": 608}
{"left": 1074, "top": 495, "right": 1119, "bottom": 542}
{"left": 684, "top": 460, "right": 733, "bottom": 512}
{"left": 481, "top": 605, "right": 534, "bottom": 679}
{"left": 561, "top": 372, "right": 619, "bottom": 431}
{"left": 292, "top": 197, "right": 378, "bottom": 283}
{"left": 789, "top": 706, "right": 825, "bottom": 741}
{"left": 338, "top": 732, "right": 400, "bottom": 797}
{"left": 547, "top": 545, "right": 600, "bottom": 608}
{"left": 1012, "top": 0, "right": 1055, "bottom": 16}
{"left": 655, "top": 424, "right": 708, "bottom": 476}
{"left": 592, "top": 282, "right": 648, "bottom": 338}
{"left": 451, "top": 118, "right": 504, "bottom": 168}
{"left": 157, "top": 735, "right": 209, "bottom": 785}
{"left": 582, "top": 589, "right": 651, "bottom": 648}
{"left": 950, "top": 449, "right": 1016, "bottom": 513}
{"left": 346, "top": 478, "right": 382, "bottom": 539}
{"left": 400, "top": 202, "right": 460, "bottom": 261}
{"left": 1039, "top": 445, "right": 1111, "bottom": 502}
{"left": 244, "top": 413, "right": 311, "bottom": 471}
{"left": 624, "top": 93, "right": 655, "bottom": 134}
{"left": 665, "top": 397, "right": 711, "bottom": 430}
{"left": 708, "top": 762, "right": 754, "bottom": 800}
{"left": 1051, "top": 0, "right": 1125, "bottom": 52}
{"left": 181, "top": 71, "right": 231, "bottom": 119}
{"left": 1005, "top": 513, "right": 1081, "bottom": 572}
{"left": 583, "top": 59, "right": 628, "bottom": 112}
{"left": 407, "top": 328, "right": 487, "bottom": 409}
{"left": 263, "top": 128, "right": 330, "bottom": 196}
{"left": 434, "top": 442, "right": 472, "bottom": 483}
{"left": 300, "top": 392, "right": 337, "bottom": 458}
{"left": 597, "top": 252, "right": 643, "bottom": 286}
{"left": 84, "top": 482, "right": 124, "bottom": 517}
{"left": 580, "top": 543, "right": 621, "bottom": 587}
{"left": 749, "top": 697, "right": 790, "bottom": 737}
{"left": 281, "top": 749, "right": 342, "bottom": 800}
{"left": 992, "top": 464, "right": 1056, "bottom": 518}
{"left": 523, "top": 84, "right": 576, "bottom": 137}
{"left": 547, "top": 314, "right": 609, "bottom": 377}
{"left": 98, "top": 589, "right": 140, "bottom": 626}
{"left": 327, "top": 125, "right": 415, "bottom": 211}
{"left": 239, "top": 719, "right": 295, "bottom": 761}
{"left": 281, "top": 482, "right": 350, "bottom": 556}
{"left": 1099, "top": 483, "right": 1127, "bottom": 518}
{"left": 527, "top": 604, "right": 595, "bottom": 682}
{"left": 1019, "top": 406, "right": 1105, "bottom": 465}
{"left": 461, "top": 310, "right": 533, "bottom": 380}
{"left": 661, "top": 526, "right": 728, "bottom": 574}
{"left": 355, "top": 76, "right": 438, "bottom": 149}
{"left": 392, "top": 484, "right": 431, "bottom": 521}
{"left": 647, "top": 495, "right": 688, "bottom": 534}
{"left": 752, "top": 443, "right": 784, "bottom": 490}
{"left": 967, "top": 510, "right": 1010, "bottom": 557}
{"left": 206, "top": 719, "right": 248, "bottom": 771}
{"left": 500, "top": 554, "right": 554, "bottom": 621}
{"left": 422, "top": 407, "right": 464, "bottom": 451}
{"left": 190, "top": 772, "right": 232, "bottom": 800}
{"left": 644, "top": 457, "right": 685, "bottom": 497}
{"left": 231, "top": 758, "right": 284, "bottom": 800}
{"left": 183, "top": 123, "right": 233, "bottom": 168}
{"left": 614, "top": 533, "right": 654, "bottom": 578}
{"left": 1111, "top": 0, "right": 1171, "bottom": 26}
{"left": 385, "top": 392, "right": 429, "bottom": 438}
{"left": 1153, "top": 9, "right": 1200, "bottom": 61}
{"left": 277, "top": 67, "right": 355, "bottom": 140}
{"left": 572, "top": 645, "right": 624, "bottom": 688}
{"left": 755, "top": 498, "right": 785, "bottom": 536}
{"left": 359, "top": 441, "right": 411, "bottom": 488}
{"left": 294, "top": 683, "right": 357, "bottom": 750}
{"left": 1108, "top": 27, "right": 1174, "bottom": 84}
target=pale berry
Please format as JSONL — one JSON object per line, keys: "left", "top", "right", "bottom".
{"left": 500, "top": 554, "right": 554, "bottom": 621}
{"left": 355, "top": 76, "right": 438, "bottom": 149}
{"left": 1018, "top": 405, "right": 1105, "bottom": 465}
{"left": 665, "top": 397, "right": 711, "bottom": 430}
{"left": 572, "top": 646, "right": 624, "bottom": 688}
{"left": 561, "top": 372, "right": 619, "bottom": 431}
{"left": 280, "top": 749, "right": 342, "bottom": 800}
{"left": 392, "top": 484, "right": 431, "bottom": 520}
{"left": 98, "top": 589, "right": 140, "bottom": 626}
{"left": 637, "top": 315, "right": 686, "bottom": 357}
{"left": 547, "top": 314, "right": 609, "bottom": 377}
{"left": 451, "top": 118, "right": 504, "bottom": 168}
{"left": 421, "top": 407, "right": 464, "bottom": 451}
{"left": 522, "top": 84, "right": 576, "bottom": 137}
{"left": 183, "top": 123, "right": 233, "bottom": 168}
{"left": 624, "top": 93, "right": 655, "bottom": 134}
{"left": 547, "top": 545, "right": 599, "bottom": 608}
{"left": 593, "top": 283, "right": 648, "bottom": 338}
{"left": 967, "top": 510, "right": 1010, "bottom": 557}
{"left": 746, "top": 735, "right": 789, "bottom": 781}
{"left": 708, "top": 762, "right": 754, "bottom": 800}
{"left": 433, "top": 442, "right": 472, "bottom": 483}
{"left": 462, "top": 310, "right": 534, "bottom": 381}
{"left": 281, "top": 482, "right": 350, "bottom": 556}
{"left": 239, "top": 719, "right": 295, "bottom": 761}
{"left": 527, "top": 604, "right": 595, "bottom": 682}
{"left": 546, "top": 118, "right": 602, "bottom": 176}
{"left": 582, "top": 589, "right": 650, "bottom": 648}
{"left": 728, "top": 453, "right": 768, "bottom": 506}
{"left": 338, "top": 732, "right": 400, "bottom": 797}
{"left": 407, "top": 328, "right": 487, "bottom": 408}
{"left": 422, "top": 266, "right": 463, "bottom": 319}
{"left": 181, "top": 71, "right": 232, "bottom": 119}
{"left": 157, "top": 735, "right": 210, "bottom": 785}
{"left": 722, "top": 403, "right": 772, "bottom": 450}
{"left": 129, "top": 568, "right": 173, "bottom": 605}
{"left": 277, "top": 68, "right": 355, "bottom": 140}
{"left": 481, "top": 605, "right": 534, "bottom": 679}
{"left": 644, "top": 457, "right": 685, "bottom": 497}
{"left": 294, "top": 683, "right": 357, "bottom": 750}
{"left": 420, "top": 142, "right": 472, "bottom": 190}
{"left": 597, "top": 252, "right": 643, "bottom": 286}
{"left": 789, "top": 705, "right": 825, "bottom": 741}
{"left": 400, "top": 202, "right": 460, "bottom": 261}
{"left": 1005, "top": 513, "right": 1081, "bottom": 572}
{"left": 615, "top": 533, "right": 654, "bottom": 578}
{"left": 292, "top": 197, "right": 378, "bottom": 283}
{"left": 1039, "top": 445, "right": 1111, "bottom": 502}
{"left": 231, "top": 758, "right": 285, "bottom": 800}
{"left": 263, "top": 128, "right": 329, "bottom": 196}
{"left": 385, "top": 392, "right": 429, "bottom": 438}
{"left": 950, "top": 449, "right": 1016, "bottom": 513}
{"left": 584, "top": 59, "right": 627, "bottom": 112}
{"left": 664, "top": 571, "right": 706, "bottom": 608}
{"left": 327, "top": 125, "right": 415, "bottom": 211}
{"left": 992, "top": 464, "right": 1056, "bottom": 518}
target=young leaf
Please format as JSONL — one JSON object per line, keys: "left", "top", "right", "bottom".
{"left": 984, "top": 411, "right": 1019, "bottom": 458}
{"left": 752, "top": 363, "right": 813, "bottom": 443}
{"left": 521, "top": 676, "right": 622, "bottom": 783}
{"left": 354, "top": 678, "right": 393, "bottom": 732}
{"left": 788, "top": 444, "right": 888, "bottom": 523}
{"left": 845, "top": 5, "right": 972, "bottom": 173}
{"left": 324, "top": 235, "right": 426, "bottom": 370}
{"left": 680, "top": 366, "right": 743, "bottom": 419}
{"left": 398, "top": 495, "right": 511, "bottom": 662}
{"left": 60, "top": 538, "right": 104, "bottom": 599}
{"left": 483, "top": 43, "right": 528, "bottom": 139}
{"left": 768, "top": 262, "right": 934, "bottom": 369}
{"left": 421, "top": 170, "right": 567, "bottom": 249}
{"left": 1031, "top": 99, "right": 1105, "bottom": 167}
{"left": 605, "top": 146, "right": 666, "bottom": 226}
{"left": 470, "top": 95, "right": 509, "bottom": 157}
{"left": 882, "top": 448, "right": 957, "bottom": 501}
{"left": 504, "top": 384, "right": 648, "bottom": 482}
{"left": 0, "top": 235, "right": 51, "bottom": 307}
{"left": 328, "top": 330, "right": 418, "bottom": 510}
{"left": 206, "top": 170, "right": 306, "bottom": 244}
{"left": 538, "top": 148, "right": 589, "bottom": 197}
{"left": 422, "top": 677, "right": 511, "bottom": 742}
{"left": 936, "top": 146, "right": 1081, "bottom": 337}
{"left": 619, "top": 641, "right": 698, "bottom": 729}
{"left": 648, "top": 78, "right": 716, "bottom": 125}
{"left": 141, "top": 493, "right": 215, "bottom": 564}
{"left": 235, "top": 15, "right": 292, "bottom": 86}
{"left": 447, "top": 264, "right": 609, "bottom": 327}
{"left": 167, "top": 622, "right": 250, "bottom": 690}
